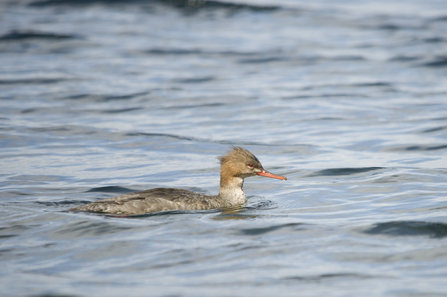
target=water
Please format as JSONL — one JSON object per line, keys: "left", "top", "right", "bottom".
{"left": 1, "top": 0, "right": 447, "bottom": 296}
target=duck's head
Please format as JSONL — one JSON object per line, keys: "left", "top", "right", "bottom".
{"left": 218, "top": 147, "right": 287, "bottom": 181}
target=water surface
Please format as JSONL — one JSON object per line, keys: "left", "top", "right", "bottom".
{"left": 1, "top": 0, "right": 447, "bottom": 296}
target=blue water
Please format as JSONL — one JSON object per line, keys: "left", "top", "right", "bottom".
{"left": 1, "top": 0, "right": 447, "bottom": 296}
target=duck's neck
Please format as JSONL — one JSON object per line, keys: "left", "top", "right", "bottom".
{"left": 218, "top": 175, "right": 247, "bottom": 206}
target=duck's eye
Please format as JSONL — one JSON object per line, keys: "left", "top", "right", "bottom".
{"left": 248, "top": 164, "right": 254, "bottom": 168}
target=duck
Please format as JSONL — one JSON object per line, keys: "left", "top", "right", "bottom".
{"left": 68, "top": 147, "right": 287, "bottom": 215}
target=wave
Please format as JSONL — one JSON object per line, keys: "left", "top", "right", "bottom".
{"left": 364, "top": 221, "right": 447, "bottom": 238}
{"left": 0, "top": 78, "right": 65, "bottom": 85}
{"left": 0, "top": 30, "right": 79, "bottom": 41}
{"left": 64, "top": 91, "right": 150, "bottom": 102}
{"left": 30, "top": 0, "right": 280, "bottom": 11}
{"left": 281, "top": 273, "right": 373, "bottom": 282}
{"left": 240, "top": 223, "right": 306, "bottom": 235}
{"left": 419, "top": 56, "right": 447, "bottom": 68}
{"left": 306, "top": 167, "right": 384, "bottom": 177}
{"left": 383, "top": 144, "right": 447, "bottom": 152}
{"left": 85, "top": 186, "right": 135, "bottom": 193}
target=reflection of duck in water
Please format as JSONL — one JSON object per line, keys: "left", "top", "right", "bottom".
{"left": 69, "top": 147, "right": 287, "bottom": 215}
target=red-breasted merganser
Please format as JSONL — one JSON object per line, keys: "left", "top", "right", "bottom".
{"left": 69, "top": 147, "right": 287, "bottom": 215}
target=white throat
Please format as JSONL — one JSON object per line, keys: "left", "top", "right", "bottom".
{"left": 218, "top": 176, "right": 247, "bottom": 206}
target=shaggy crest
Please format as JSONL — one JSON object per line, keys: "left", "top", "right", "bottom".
{"left": 218, "top": 146, "right": 262, "bottom": 168}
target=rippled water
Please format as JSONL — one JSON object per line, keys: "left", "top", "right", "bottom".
{"left": 1, "top": 0, "right": 447, "bottom": 296}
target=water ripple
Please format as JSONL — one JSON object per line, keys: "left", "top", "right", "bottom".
{"left": 364, "top": 221, "right": 447, "bottom": 238}
{"left": 0, "top": 30, "right": 80, "bottom": 41}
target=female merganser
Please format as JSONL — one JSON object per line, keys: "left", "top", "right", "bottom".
{"left": 69, "top": 147, "right": 287, "bottom": 215}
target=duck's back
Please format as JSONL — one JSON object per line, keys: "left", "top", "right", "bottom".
{"left": 69, "top": 188, "right": 218, "bottom": 215}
